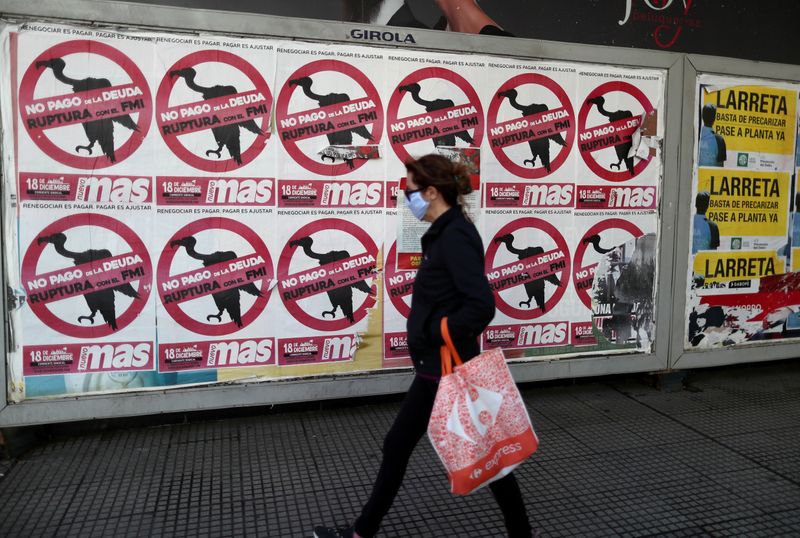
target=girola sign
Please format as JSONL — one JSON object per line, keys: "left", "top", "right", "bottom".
{"left": 350, "top": 28, "right": 416, "bottom": 44}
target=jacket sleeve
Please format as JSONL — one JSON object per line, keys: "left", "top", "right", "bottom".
{"left": 429, "top": 226, "right": 495, "bottom": 346}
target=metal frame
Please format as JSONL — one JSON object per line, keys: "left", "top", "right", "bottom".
{"left": 670, "top": 55, "right": 800, "bottom": 370}
{"left": 0, "top": 0, "right": 707, "bottom": 426}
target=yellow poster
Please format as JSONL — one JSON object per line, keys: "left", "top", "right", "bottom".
{"left": 792, "top": 207, "right": 800, "bottom": 271}
{"left": 702, "top": 85, "right": 796, "bottom": 158}
{"left": 696, "top": 169, "right": 789, "bottom": 238}
{"left": 694, "top": 250, "right": 785, "bottom": 283}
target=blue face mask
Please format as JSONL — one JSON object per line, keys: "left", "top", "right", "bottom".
{"left": 406, "top": 191, "right": 430, "bottom": 220}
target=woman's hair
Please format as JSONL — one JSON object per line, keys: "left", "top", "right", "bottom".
{"left": 405, "top": 154, "right": 473, "bottom": 207}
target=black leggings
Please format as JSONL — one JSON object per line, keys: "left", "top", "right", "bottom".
{"left": 354, "top": 375, "right": 532, "bottom": 537}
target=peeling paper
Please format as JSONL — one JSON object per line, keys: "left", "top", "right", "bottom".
{"left": 317, "top": 144, "right": 381, "bottom": 169}
{"left": 631, "top": 107, "right": 661, "bottom": 160}
{"left": 687, "top": 271, "right": 800, "bottom": 348}
{"left": 590, "top": 233, "right": 657, "bottom": 352}
{"left": 6, "top": 286, "right": 26, "bottom": 312}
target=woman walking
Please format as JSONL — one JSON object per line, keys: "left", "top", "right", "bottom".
{"left": 314, "top": 154, "right": 533, "bottom": 538}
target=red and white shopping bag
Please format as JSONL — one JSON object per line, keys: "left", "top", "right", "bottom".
{"left": 428, "top": 318, "right": 539, "bottom": 495}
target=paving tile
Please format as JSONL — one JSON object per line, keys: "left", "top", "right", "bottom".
{"left": 531, "top": 494, "right": 618, "bottom": 537}
{"left": 706, "top": 468, "right": 800, "bottom": 514}
{"left": 577, "top": 487, "right": 693, "bottom": 537}
{"left": 613, "top": 385, "right": 719, "bottom": 415}
{"left": 771, "top": 508, "right": 800, "bottom": 532}
{"left": 516, "top": 460, "right": 574, "bottom": 501}
{"left": 759, "top": 456, "right": 800, "bottom": 479}
{"left": 716, "top": 428, "right": 800, "bottom": 465}
{"left": 565, "top": 421, "right": 662, "bottom": 452}
{"left": 0, "top": 484, "right": 81, "bottom": 535}
{"left": 670, "top": 408, "right": 799, "bottom": 438}
{"left": 1, "top": 361, "right": 799, "bottom": 537}
{"left": 658, "top": 438, "right": 759, "bottom": 476}
{"left": 703, "top": 513, "right": 799, "bottom": 537}
{"left": 638, "top": 526, "right": 710, "bottom": 537}
{"left": 527, "top": 426, "right": 596, "bottom": 462}
{"left": 616, "top": 416, "right": 707, "bottom": 445}
{"left": 0, "top": 447, "right": 98, "bottom": 493}
{"left": 385, "top": 472, "right": 509, "bottom": 537}
{"left": 658, "top": 477, "right": 764, "bottom": 526}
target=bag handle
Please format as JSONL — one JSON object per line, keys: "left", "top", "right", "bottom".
{"left": 439, "top": 317, "right": 463, "bottom": 376}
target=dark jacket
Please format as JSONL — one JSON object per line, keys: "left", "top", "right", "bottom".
{"left": 407, "top": 206, "right": 495, "bottom": 376}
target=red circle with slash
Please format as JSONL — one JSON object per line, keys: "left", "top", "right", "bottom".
{"left": 22, "top": 213, "right": 152, "bottom": 337}
{"left": 157, "top": 217, "right": 273, "bottom": 336}
{"left": 573, "top": 218, "right": 643, "bottom": 309}
{"left": 487, "top": 73, "right": 575, "bottom": 179}
{"left": 278, "top": 218, "right": 378, "bottom": 331}
{"left": 485, "top": 217, "right": 571, "bottom": 319}
{"left": 156, "top": 50, "right": 272, "bottom": 172}
{"left": 577, "top": 81, "right": 654, "bottom": 182}
{"left": 19, "top": 40, "right": 152, "bottom": 169}
{"left": 276, "top": 59, "right": 384, "bottom": 176}
{"left": 387, "top": 67, "right": 484, "bottom": 163}
{"left": 385, "top": 241, "right": 416, "bottom": 318}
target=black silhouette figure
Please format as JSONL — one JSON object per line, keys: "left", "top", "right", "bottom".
{"left": 169, "top": 67, "right": 266, "bottom": 165}
{"left": 497, "top": 88, "right": 567, "bottom": 172}
{"left": 582, "top": 234, "right": 616, "bottom": 255}
{"left": 36, "top": 232, "right": 140, "bottom": 330}
{"left": 289, "top": 76, "right": 374, "bottom": 168}
{"left": 587, "top": 95, "right": 635, "bottom": 176}
{"left": 398, "top": 82, "right": 474, "bottom": 147}
{"left": 494, "top": 233, "right": 561, "bottom": 312}
{"left": 583, "top": 234, "right": 621, "bottom": 295}
{"left": 35, "top": 58, "right": 140, "bottom": 163}
{"left": 170, "top": 236, "right": 262, "bottom": 327}
{"left": 289, "top": 236, "right": 375, "bottom": 322}
{"left": 688, "top": 306, "right": 726, "bottom": 346}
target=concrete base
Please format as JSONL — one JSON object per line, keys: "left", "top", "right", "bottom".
{"left": 656, "top": 370, "right": 688, "bottom": 392}
{"left": 0, "top": 426, "right": 45, "bottom": 458}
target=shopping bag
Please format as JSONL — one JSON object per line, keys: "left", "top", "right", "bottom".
{"left": 427, "top": 317, "right": 539, "bottom": 495}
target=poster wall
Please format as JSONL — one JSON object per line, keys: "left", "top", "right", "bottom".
{"left": 686, "top": 75, "right": 800, "bottom": 348}
{"left": 0, "top": 22, "right": 666, "bottom": 401}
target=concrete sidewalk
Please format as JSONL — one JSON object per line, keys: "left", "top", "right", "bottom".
{"left": 1, "top": 359, "right": 799, "bottom": 537}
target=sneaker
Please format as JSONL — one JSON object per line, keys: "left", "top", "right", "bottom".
{"left": 313, "top": 525, "right": 354, "bottom": 538}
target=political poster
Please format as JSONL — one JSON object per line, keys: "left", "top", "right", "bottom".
{"left": 482, "top": 187, "right": 573, "bottom": 357}
{"left": 385, "top": 49, "right": 486, "bottom": 180}
{"left": 274, "top": 42, "right": 385, "bottom": 180}
{"left": 692, "top": 169, "right": 790, "bottom": 259}
{"left": 154, "top": 178, "right": 277, "bottom": 374}
{"left": 568, "top": 66, "right": 663, "bottom": 353}
{"left": 14, "top": 25, "right": 154, "bottom": 176}
{"left": 274, "top": 179, "right": 383, "bottom": 367}
{"left": 19, "top": 202, "right": 157, "bottom": 396}
{"left": 482, "top": 59, "right": 577, "bottom": 183}
{"left": 382, "top": 185, "right": 413, "bottom": 367}
{"left": 7, "top": 24, "right": 161, "bottom": 398}
{"left": 576, "top": 66, "right": 664, "bottom": 186}
{"left": 697, "top": 79, "right": 796, "bottom": 171}
{"left": 686, "top": 76, "right": 800, "bottom": 349}
{"left": 153, "top": 33, "right": 276, "bottom": 176}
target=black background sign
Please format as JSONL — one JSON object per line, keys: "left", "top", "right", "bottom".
{"left": 133, "top": 1, "right": 798, "bottom": 65}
